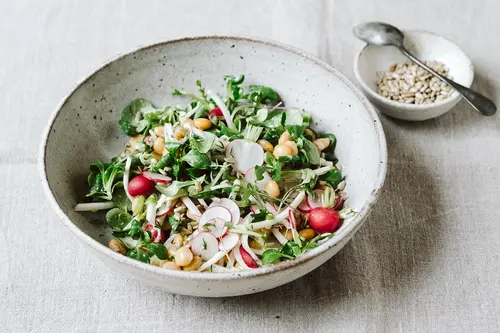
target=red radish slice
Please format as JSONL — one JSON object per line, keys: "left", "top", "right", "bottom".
{"left": 156, "top": 204, "right": 173, "bottom": 217}
{"left": 191, "top": 232, "right": 219, "bottom": 261}
{"left": 333, "top": 197, "right": 345, "bottom": 210}
{"left": 225, "top": 139, "right": 264, "bottom": 174}
{"left": 219, "top": 233, "right": 239, "bottom": 252}
{"left": 244, "top": 167, "right": 271, "bottom": 190}
{"left": 288, "top": 210, "right": 297, "bottom": 229}
{"left": 209, "top": 107, "right": 224, "bottom": 119}
{"left": 240, "top": 247, "right": 259, "bottom": 268}
{"left": 142, "top": 171, "right": 172, "bottom": 184}
{"left": 210, "top": 198, "right": 240, "bottom": 224}
{"left": 144, "top": 136, "right": 152, "bottom": 145}
{"left": 144, "top": 224, "right": 166, "bottom": 243}
{"left": 306, "top": 189, "right": 324, "bottom": 209}
{"left": 309, "top": 207, "right": 340, "bottom": 234}
{"left": 265, "top": 202, "right": 278, "bottom": 214}
{"left": 128, "top": 175, "right": 155, "bottom": 197}
{"left": 297, "top": 199, "right": 311, "bottom": 214}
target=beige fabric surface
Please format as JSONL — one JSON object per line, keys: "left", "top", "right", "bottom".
{"left": 1, "top": 0, "right": 500, "bottom": 332}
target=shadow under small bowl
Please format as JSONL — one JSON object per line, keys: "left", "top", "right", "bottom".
{"left": 40, "top": 36, "right": 387, "bottom": 297}
{"left": 354, "top": 30, "right": 474, "bottom": 121}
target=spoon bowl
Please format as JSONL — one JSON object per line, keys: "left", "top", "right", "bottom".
{"left": 354, "top": 22, "right": 496, "bottom": 116}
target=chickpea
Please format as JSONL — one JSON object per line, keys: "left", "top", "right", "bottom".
{"left": 264, "top": 180, "right": 280, "bottom": 198}
{"left": 162, "top": 261, "right": 181, "bottom": 270}
{"left": 108, "top": 239, "right": 126, "bottom": 255}
{"left": 173, "top": 127, "right": 187, "bottom": 140}
{"left": 273, "top": 144, "right": 292, "bottom": 159}
{"left": 181, "top": 117, "right": 194, "bottom": 127}
{"left": 153, "top": 137, "right": 165, "bottom": 154}
{"left": 249, "top": 239, "right": 262, "bottom": 250}
{"left": 278, "top": 131, "right": 291, "bottom": 145}
{"left": 174, "top": 247, "right": 194, "bottom": 267}
{"left": 193, "top": 118, "right": 212, "bottom": 130}
{"left": 153, "top": 126, "right": 165, "bottom": 137}
{"left": 152, "top": 152, "right": 162, "bottom": 161}
{"left": 280, "top": 229, "right": 294, "bottom": 241}
{"left": 258, "top": 139, "right": 274, "bottom": 153}
{"left": 172, "top": 234, "right": 184, "bottom": 249}
{"left": 127, "top": 135, "right": 144, "bottom": 151}
{"left": 304, "top": 128, "right": 316, "bottom": 141}
{"left": 167, "top": 246, "right": 177, "bottom": 259}
{"left": 183, "top": 256, "right": 202, "bottom": 271}
{"left": 283, "top": 141, "right": 298, "bottom": 156}
{"left": 313, "top": 138, "right": 330, "bottom": 151}
{"left": 298, "top": 228, "right": 317, "bottom": 240}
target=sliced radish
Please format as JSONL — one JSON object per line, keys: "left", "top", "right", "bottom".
{"left": 128, "top": 175, "right": 155, "bottom": 197}
{"left": 240, "top": 247, "right": 259, "bottom": 268}
{"left": 333, "top": 196, "right": 345, "bottom": 211}
{"left": 206, "top": 89, "right": 235, "bottom": 130}
{"left": 288, "top": 210, "right": 297, "bottom": 229}
{"left": 199, "top": 206, "right": 232, "bottom": 237}
{"left": 225, "top": 139, "right": 264, "bottom": 174}
{"left": 209, "top": 198, "right": 240, "bottom": 224}
{"left": 144, "top": 223, "right": 166, "bottom": 243}
{"left": 219, "top": 233, "right": 240, "bottom": 252}
{"left": 142, "top": 171, "right": 172, "bottom": 184}
{"left": 244, "top": 167, "right": 271, "bottom": 190}
{"left": 74, "top": 201, "right": 115, "bottom": 212}
{"left": 200, "top": 218, "right": 227, "bottom": 238}
{"left": 156, "top": 204, "right": 174, "bottom": 217}
{"left": 297, "top": 198, "right": 311, "bottom": 213}
{"left": 306, "top": 189, "right": 324, "bottom": 209}
{"left": 191, "top": 232, "right": 219, "bottom": 261}
{"left": 265, "top": 202, "right": 278, "bottom": 215}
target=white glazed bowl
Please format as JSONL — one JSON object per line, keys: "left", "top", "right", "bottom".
{"left": 40, "top": 36, "right": 387, "bottom": 297}
{"left": 354, "top": 30, "right": 474, "bottom": 121}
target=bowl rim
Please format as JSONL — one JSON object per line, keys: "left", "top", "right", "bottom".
{"left": 353, "top": 29, "right": 474, "bottom": 111}
{"left": 39, "top": 35, "right": 387, "bottom": 282}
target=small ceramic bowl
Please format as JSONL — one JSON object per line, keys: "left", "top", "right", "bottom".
{"left": 354, "top": 30, "right": 474, "bottom": 121}
{"left": 40, "top": 36, "right": 387, "bottom": 297}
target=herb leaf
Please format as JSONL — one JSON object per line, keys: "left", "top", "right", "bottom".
{"left": 168, "top": 216, "right": 181, "bottom": 233}
{"left": 119, "top": 98, "right": 155, "bottom": 135}
{"left": 105, "top": 208, "right": 132, "bottom": 231}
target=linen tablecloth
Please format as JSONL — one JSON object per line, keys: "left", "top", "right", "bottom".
{"left": 1, "top": 0, "right": 499, "bottom": 332}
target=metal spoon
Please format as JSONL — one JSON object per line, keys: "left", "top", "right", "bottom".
{"left": 353, "top": 22, "right": 497, "bottom": 116}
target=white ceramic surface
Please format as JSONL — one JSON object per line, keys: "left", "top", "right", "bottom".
{"left": 354, "top": 30, "right": 474, "bottom": 121}
{"left": 40, "top": 36, "right": 387, "bottom": 297}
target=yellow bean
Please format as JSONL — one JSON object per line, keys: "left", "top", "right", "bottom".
{"left": 153, "top": 137, "right": 165, "bottom": 154}
{"left": 173, "top": 127, "right": 187, "bottom": 140}
{"left": 278, "top": 131, "right": 291, "bottom": 145}
{"left": 193, "top": 118, "right": 212, "bottom": 130}
{"left": 162, "top": 261, "right": 181, "bottom": 270}
{"left": 172, "top": 234, "right": 184, "bottom": 249}
{"left": 313, "top": 138, "right": 330, "bottom": 151}
{"left": 153, "top": 126, "right": 165, "bottom": 137}
{"left": 174, "top": 247, "right": 194, "bottom": 267}
{"left": 264, "top": 180, "right": 280, "bottom": 198}
{"left": 108, "top": 239, "right": 126, "bottom": 255}
{"left": 183, "top": 256, "right": 202, "bottom": 271}
{"left": 280, "top": 229, "right": 294, "bottom": 241}
{"left": 304, "top": 128, "right": 316, "bottom": 141}
{"left": 249, "top": 240, "right": 262, "bottom": 250}
{"left": 283, "top": 141, "right": 298, "bottom": 155}
{"left": 152, "top": 152, "right": 162, "bottom": 161}
{"left": 273, "top": 144, "right": 292, "bottom": 158}
{"left": 298, "top": 228, "right": 316, "bottom": 240}
{"left": 127, "top": 135, "right": 144, "bottom": 151}
{"left": 258, "top": 139, "right": 274, "bottom": 153}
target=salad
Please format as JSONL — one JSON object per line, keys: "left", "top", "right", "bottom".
{"left": 74, "top": 75, "right": 353, "bottom": 272}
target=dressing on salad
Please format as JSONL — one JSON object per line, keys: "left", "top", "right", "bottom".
{"left": 75, "top": 75, "right": 354, "bottom": 272}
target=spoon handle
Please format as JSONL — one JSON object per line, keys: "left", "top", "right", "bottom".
{"left": 399, "top": 47, "right": 497, "bottom": 116}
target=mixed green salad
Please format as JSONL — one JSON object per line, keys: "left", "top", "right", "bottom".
{"left": 75, "top": 75, "right": 354, "bottom": 272}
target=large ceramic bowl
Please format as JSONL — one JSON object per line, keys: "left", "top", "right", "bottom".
{"left": 40, "top": 36, "right": 387, "bottom": 297}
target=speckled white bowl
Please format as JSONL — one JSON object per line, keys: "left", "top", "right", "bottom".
{"left": 354, "top": 30, "right": 474, "bottom": 121}
{"left": 39, "top": 36, "right": 387, "bottom": 297}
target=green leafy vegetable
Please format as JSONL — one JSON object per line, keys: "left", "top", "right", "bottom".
{"left": 87, "top": 161, "right": 124, "bottom": 201}
{"left": 319, "top": 168, "right": 343, "bottom": 188}
{"left": 181, "top": 149, "right": 212, "bottom": 169}
{"left": 146, "top": 242, "right": 168, "bottom": 260}
{"left": 126, "top": 249, "right": 150, "bottom": 263}
{"left": 119, "top": 98, "right": 155, "bottom": 135}
{"left": 111, "top": 184, "right": 131, "bottom": 211}
{"left": 247, "top": 85, "right": 281, "bottom": 105}
{"left": 301, "top": 138, "right": 321, "bottom": 165}
{"left": 168, "top": 216, "right": 181, "bottom": 232}
{"left": 106, "top": 208, "right": 132, "bottom": 231}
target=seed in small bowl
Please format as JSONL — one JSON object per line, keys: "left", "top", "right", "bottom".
{"left": 376, "top": 61, "right": 453, "bottom": 104}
